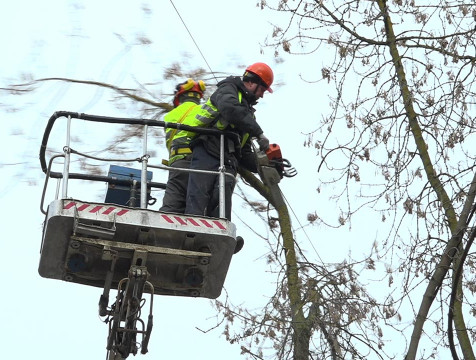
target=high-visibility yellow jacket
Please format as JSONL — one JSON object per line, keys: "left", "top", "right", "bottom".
{"left": 164, "top": 101, "right": 201, "bottom": 165}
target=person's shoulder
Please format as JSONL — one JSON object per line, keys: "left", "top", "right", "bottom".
{"left": 174, "top": 101, "right": 199, "bottom": 111}
{"left": 164, "top": 101, "right": 197, "bottom": 119}
{"left": 217, "top": 76, "right": 242, "bottom": 89}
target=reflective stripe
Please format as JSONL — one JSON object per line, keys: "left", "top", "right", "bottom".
{"left": 167, "top": 153, "right": 191, "bottom": 166}
{"left": 195, "top": 103, "right": 219, "bottom": 124}
{"left": 214, "top": 92, "right": 242, "bottom": 131}
{"left": 168, "top": 104, "right": 204, "bottom": 152}
{"left": 194, "top": 92, "right": 243, "bottom": 128}
{"left": 170, "top": 147, "right": 192, "bottom": 156}
{"left": 173, "top": 90, "right": 250, "bottom": 150}
{"left": 165, "top": 104, "right": 197, "bottom": 151}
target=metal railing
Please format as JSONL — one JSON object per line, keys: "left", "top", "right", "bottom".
{"left": 39, "top": 111, "right": 240, "bottom": 218}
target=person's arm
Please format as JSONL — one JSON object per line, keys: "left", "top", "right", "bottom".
{"left": 212, "top": 83, "right": 263, "bottom": 137}
{"left": 238, "top": 140, "right": 258, "bottom": 173}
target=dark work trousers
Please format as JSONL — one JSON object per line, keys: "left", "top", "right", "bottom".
{"left": 159, "top": 156, "right": 191, "bottom": 213}
{"left": 185, "top": 143, "right": 236, "bottom": 220}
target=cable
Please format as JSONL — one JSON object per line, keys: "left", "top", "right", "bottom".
{"left": 279, "top": 188, "right": 326, "bottom": 265}
{"left": 68, "top": 147, "right": 142, "bottom": 163}
{"left": 169, "top": 0, "right": 219, "bottom": 83}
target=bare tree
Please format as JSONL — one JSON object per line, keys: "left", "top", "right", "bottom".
{"left": 7, "top": 2, "right": 476, "bottom": 358}
{"left": 8, "top": 72, "right": 389, "bottom": 359}
{"left": 203, "top": 168, "right": 389, "bottom": 360}
{"left": 256, "top": 0, "right": 476, "bottom": 359}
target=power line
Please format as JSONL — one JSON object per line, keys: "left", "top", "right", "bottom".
{"left": 169, "top": 0, "right": 218, "bottom": 83}
{"left": 279, "top": 188, "right": 326, "bottom": 265}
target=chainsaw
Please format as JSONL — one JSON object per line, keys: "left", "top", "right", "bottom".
{"left": 265, "top": 144, "right": 297, "bottom": 179}
{"left": 253, "top": 140, "right": 297, "bottom": 186}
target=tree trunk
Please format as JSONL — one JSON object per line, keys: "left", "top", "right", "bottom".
{"left": 375, "top": 1, "right": 474, "bottom": 358}
{"left": 239, "top": 168, "right": 311, "bottom": 360}
{"left": 404, "top": 171, "right": 476, "bottom": 359}
{"left": 452, "top": 245, "right": 475, "bottom": 360}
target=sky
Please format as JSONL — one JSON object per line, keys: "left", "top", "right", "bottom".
{"left": 0, "top": 1, "right": 383, "bottom": 360}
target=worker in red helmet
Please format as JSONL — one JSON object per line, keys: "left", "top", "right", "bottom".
{"left": 160, "top": 79, "right": 206, "bottom": 213}
{"left": 243, "top": 62, "right": 274, "bottom": 94}
{"left": 184, "top": 62, "right": 274, "bottom": 223}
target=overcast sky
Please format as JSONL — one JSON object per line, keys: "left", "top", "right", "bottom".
{"left": 0, "top": 1, "right": 376, "bottom": 359}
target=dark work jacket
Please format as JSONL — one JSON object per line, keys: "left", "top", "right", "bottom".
{"left": 192, "top": 76, "right": 262, "bottom": 173}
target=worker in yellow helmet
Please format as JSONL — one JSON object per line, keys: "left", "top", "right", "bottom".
{"left": 159, "top": 79, "right": 206, "bottom": 213}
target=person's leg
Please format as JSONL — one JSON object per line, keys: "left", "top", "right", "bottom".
{"left": 159, "top": 157, "right": 191, "bottom": 213}
{"left": 185, "top": 144, "right": 219, "bottom": 217}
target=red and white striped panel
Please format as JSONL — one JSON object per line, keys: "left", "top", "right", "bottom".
{"left": 63, "top": 201, "right": 227, "bottom": 230}
{"left": 160, "top": 214, "right": 226, "bottom": 230}
{"left": 63, "top": 201, "right": 129, "bottom": 216}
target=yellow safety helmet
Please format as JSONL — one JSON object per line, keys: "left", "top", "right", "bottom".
{"left": 173, "top": 79, "right": 206, "bottom": 107}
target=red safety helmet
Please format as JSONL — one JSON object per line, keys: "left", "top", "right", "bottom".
{"left": 244, "top": 62, "right": 274, "bottom": 93}
{"left": 173, "top": 79, "right": 206, "bottom": 107}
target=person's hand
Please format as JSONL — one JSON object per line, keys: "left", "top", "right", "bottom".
{"left": 257, "top": 134, "right": 270, "bottom": 151}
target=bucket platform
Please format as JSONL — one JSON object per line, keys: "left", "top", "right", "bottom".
{"left": 40, "top": 198, "right": 236, "bottom": 299}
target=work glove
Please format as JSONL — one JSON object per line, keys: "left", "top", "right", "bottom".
{"left": 257, "top": 134, "right": 270, "bottom": 151}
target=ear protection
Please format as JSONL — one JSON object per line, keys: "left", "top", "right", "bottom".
{"left": 173, "top": 79, "right": 206, "bottom": 107}
{"left": 177, "top": 79, "right": 206, "bottom": 92}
